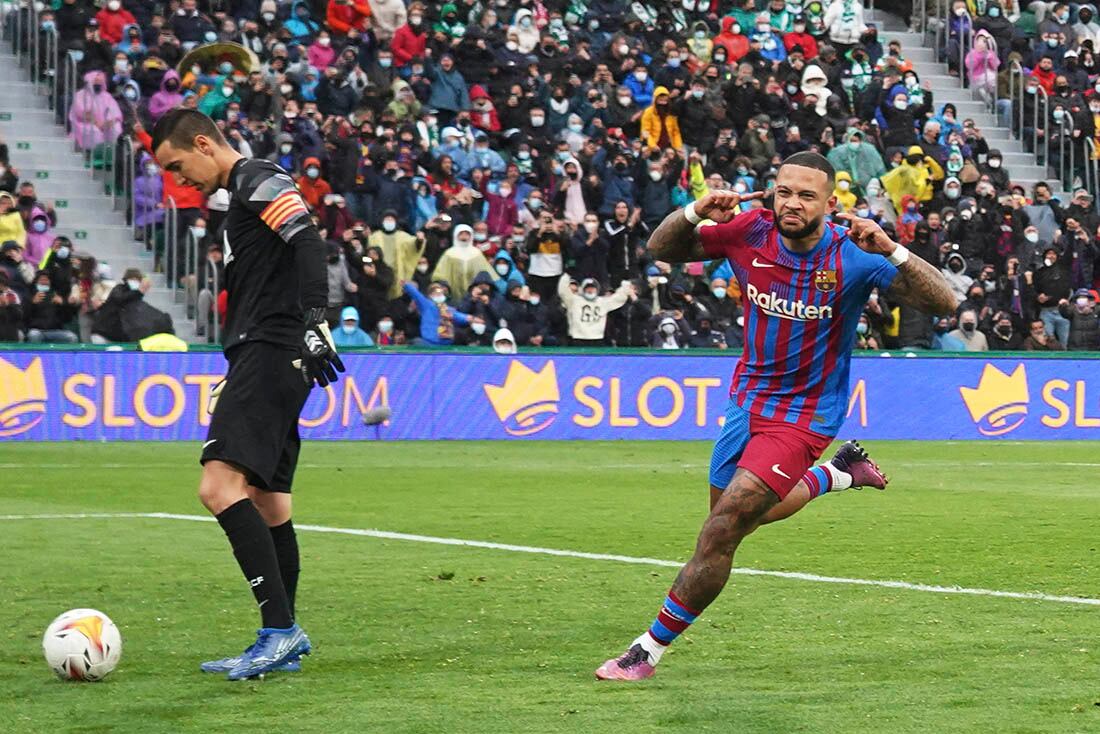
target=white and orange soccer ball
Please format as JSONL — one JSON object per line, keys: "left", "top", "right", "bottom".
{"left": 42, "top": 609, "right": 122, "bottom": 681}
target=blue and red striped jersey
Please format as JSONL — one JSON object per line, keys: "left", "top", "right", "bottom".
{"left": 698, "top": 208, "right": 897, "bottom": 437}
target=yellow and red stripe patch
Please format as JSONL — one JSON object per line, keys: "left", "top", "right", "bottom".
{"left": 260, "top": 190, "right": 309, "bottom": 231}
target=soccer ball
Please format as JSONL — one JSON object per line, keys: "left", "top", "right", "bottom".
{"left": 42, "top": 609, "right": 122, "bottom": 681}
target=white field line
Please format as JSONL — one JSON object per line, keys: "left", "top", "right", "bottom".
{"left": 3, "top": 461, "right": 1100, "bottom": 470}
{"left": 1, "top": 512, "right": 1099, "bottom": 608}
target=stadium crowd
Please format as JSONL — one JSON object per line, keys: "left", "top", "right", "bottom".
{"left": 0, "top": 0, "right": 1099, "bottom": 352}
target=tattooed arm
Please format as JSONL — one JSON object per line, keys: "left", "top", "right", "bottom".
{"left": 646, "top": 190, "right": 764, "bottom": 264}
{"left": 834, "top": 212, "right": 956, "bottom": 316}
{"left": 885, "top": 254, "right": 957, "bottom": 315}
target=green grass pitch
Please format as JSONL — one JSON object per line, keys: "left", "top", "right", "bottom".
{"left": 2, "top": 441, "right": 1100, "bottom": 733}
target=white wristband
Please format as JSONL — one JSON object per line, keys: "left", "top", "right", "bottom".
{"left": 886, "top": 246, "right": 910, "bottom": 266}
{"left": 683, "top": 201, "right": 702, "bottom": 225}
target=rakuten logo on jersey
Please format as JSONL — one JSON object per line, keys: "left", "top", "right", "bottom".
{"left": 746, "top": 283, "right": 834, "bottom": 321}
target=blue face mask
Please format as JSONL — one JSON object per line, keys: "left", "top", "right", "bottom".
{"left": 989, "top": 7, "right": 1000, "bottom": 16}
{"left": 379, "top": 57, "right": 392, "bottom": 68}
{"left": 219, "top": 61, "right": 233, "bottom": 74}
{"left": 667, "top": 57, "right": 681, "bottom": 68}
{"left": 41, "top": 20, "right": 55, "bottom": 32}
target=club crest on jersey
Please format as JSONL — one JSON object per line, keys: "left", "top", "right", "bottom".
{"left": 814, "top": 269, "right": 837, "bottom": 292}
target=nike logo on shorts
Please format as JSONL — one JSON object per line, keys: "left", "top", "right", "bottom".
{"left": 771, "top": 464, "right": 791, "bottom": 479}
{"left": 752, "top": 258, "right": 774, "bottom": 268}
{"left": 203, "top": 439, "right": 218, "bottom": 450}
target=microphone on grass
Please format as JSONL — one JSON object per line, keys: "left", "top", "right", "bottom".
{"left": 362, "top": 406, "right": 392, "bottom": 426}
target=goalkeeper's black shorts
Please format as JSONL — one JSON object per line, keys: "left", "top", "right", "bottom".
{"left": 200, "top": 342, "right": 312, "bottom": 493}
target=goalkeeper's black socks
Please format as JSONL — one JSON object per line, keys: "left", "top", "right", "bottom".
{"left": 270, "top": 520, "right": 300, "bottom": 620}
{"left": 216, "top": 499, "right": 293, "bottom": 629}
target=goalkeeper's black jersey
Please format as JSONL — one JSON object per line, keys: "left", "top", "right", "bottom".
{"left": 221, "top": 158, "right": 314, "bottom": 354}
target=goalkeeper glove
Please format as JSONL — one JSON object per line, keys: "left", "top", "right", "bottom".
{"left": 299, "top": 307, "right": 346, "bottom": 387}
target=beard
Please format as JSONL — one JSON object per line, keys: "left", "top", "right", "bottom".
{"left": 774, "top": 209, "right": 821, "bottom": 239}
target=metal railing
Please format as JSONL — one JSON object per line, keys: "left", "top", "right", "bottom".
{"left": 1031, "top": 85, "right": 1049, "bottom": 166}
{"left": 1010, "top": 60, "right": 1024, "bottom": 140}
{"left": 205, "top": 256, "right": 221, "bottom": 345}
{"left": 958, "top": 13, "right": 972, "bottom": 89}
{"left": 1052, "top": 112, "right": 1075, "bottom": 193}
{"left": 164, "top": 195, "right": 179, "bottom": 296}
{"left": 1082, "top": 138, "right": 1099, "bottom": 211}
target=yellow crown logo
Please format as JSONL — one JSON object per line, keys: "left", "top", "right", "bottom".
{"left": 0, "top": 357, "right": 47, "bottom": 437}
{"left": 959, "top": 364, "right": 1029, "bottom": 436}
{"left": 483, "top": 361, "right": 560, "bottom": 436}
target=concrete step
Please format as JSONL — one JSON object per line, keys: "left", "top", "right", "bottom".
{"left": 0, "top": 107, "right": 63, "bottom": 128}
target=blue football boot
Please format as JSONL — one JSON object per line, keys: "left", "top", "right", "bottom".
{"left": 223, "top": 624, "right": 312, "bottom": 680}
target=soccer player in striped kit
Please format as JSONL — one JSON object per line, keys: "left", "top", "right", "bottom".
{"left": 596, "top": 152, "right": 956, "bottom": 680}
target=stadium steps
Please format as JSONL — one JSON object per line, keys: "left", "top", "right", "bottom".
{"left": 0, "top": 49, "right": 190, "bottom": 335}
{"left": 882, "top": 30, "right": 1069, "bottom": 198}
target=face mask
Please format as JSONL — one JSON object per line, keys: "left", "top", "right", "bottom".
{"left": 1026, "top": 86, "right": 1037, "bottom": 95}
{"left": 36, "top": 283, "right": 50, "bottom": 293}
{"left": 962, "top": 321, "right": 976, "bottom": 332}
{"left": 949, "top": 260, "right": 964, "bottom": 273}
{"left": 634, "top": 71, "right": 647, "bottom": 82}
{"left": 946, "top": 187, "right": 960, "bottom": 199}
{"left": 127, "top": 278, "right": 141, "bottom": 291}
{"left": 472, "top": 322, "right": 487, "bottom": 335}
{"left": 649, "top": 170, "right": 662, "bottom": 181}
{"left": 431, "top": 293, "right": 447, "bottom": 305}
{"left": 341, "top": 323, "right": 360, "bottom": 335}
{"left": 668, "top": 57, "right": 682, "bottom": 68}
{"left": 92, "top": 83, "right": 104, "bottom": 94}
{"left": 219, "top": 85, "right": 233, "bottom": 98}
{"left": 1053, "top": 109, "right": 1065, "bottom": 121}
{"left": 32, "top": 220, "right": 47, "bottom": 233}
{"left": 794, "top": 24, "right": 806, "bottom": 32}
{"left": 1077, "top": 297, "right": 1091, "bottom": 308}
{"left": 1091, "top": 105, "right": 1100, "bottom": 114}
{"left": 489, "top": 261, "right": 510, "bottom": 277}
{"left": 712, "top": 287, "right": 726, "bottom": 299}
{"left": 618, "top": 44, "right": 630, "bottom": 56}
{"left": 192, "top": 227, "right": 206, "bottom": 239}
{"left": 661, "top": 323, "right": 676, "bottom": 335}
{"left": 989, "top": 6, "right": 1000, "bottom": 16}
{"left": 530, "top": 115, "right": 544, "bottom": 127}
{"left": 115, "top": 59, "right": 129, "bottom": 73}
{"left": 527, "top": 295, "right": 541, "bottom": 307}
{"left": 895, "top": 99, "right": 908, "bottom": 110}
{"left": 569, "top": 123, "right": 583, "bottom": 133}
{"left": 955, "top": 7, "right": 966, "bottom": 15}
{"left": 284, "top": 110, "right": 298, "bottom": 120}
{"left": 378, "top": 320, "right": 394, "bottom": 333}
{"left": 960, "top": 209, "right": 973, "bottom": 220}
{"left": 380, "top": 218, "right": 398, "bottom": 233}
{"left": 988, "top": 158, "right": 1001, "bottom": 169}
{"left": 1025, "top": 231, "right": 1039, "bottom": 243}
{"left": 56, "top": 246, "right": 70, "bottom": 259}
{"left": 695, "top": 30, "right": 706, "bottom": 39}
{"left": 855, "top": 207, "right": 871, "bottom": 217}
{"left": 528, "top": 199, "right": 543, "bottom": 211}
{"left": 41, "top": 20, "right": 54, "bottom": 32}
{"left": 263, "top": 11, "right": 275, "bottom": 21}
{"left": 473, "top": 233, "right": 488, "bottom": 243}
{"left": 856, "top": 322, "right": 869, "bottom": 335}
{"left": 583, "top": 290, "right": 598, "bottom": 301}
{"left": 838, "top": 180, "right": 850, "bottom": 191}
{"left": 506, "top": 40, "right": 518, "bottom": 51}
{"left": 1047, "top": 38, "right": 1059, "bottom": 48}
{"left": 108, "top": 0, "right": 120, "bottom": 9}
{"left": 307, "top": 167, "right": 320, "bottom": 178}
{"left": 279, "top": 83, "right": 293, "bottom": 95}
{"left": 379, "top": 57, "right": 393, "bottom": 69}
{"left": 691, "top": 89, "right": 704, "bottom": 100}
{"left": 714, "top": 54, "right": 727, "bottom": 63}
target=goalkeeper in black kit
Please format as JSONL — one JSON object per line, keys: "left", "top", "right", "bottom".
{"left": 151, "top": 108, "right": 344, "bottom": 680}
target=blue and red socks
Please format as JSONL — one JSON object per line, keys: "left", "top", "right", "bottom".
{"left": 634, "top": 591, "right": 701, "bottom": 664}
{"left": 802, "top": 462, "right": 853, "bottom": 498}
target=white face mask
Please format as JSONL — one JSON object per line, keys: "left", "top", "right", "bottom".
{"left": 431, "top": 293, "right": 447, "bottom": 304}
{"left": 894, "top": 99, "right": 908, "bottom": 110}
{"left": 506, "top": 41, "right": 518, "bottom": 51}
{"left": 126, "top": 278, "right": 141, "bottom": 291}
{"left": 945, "top": 187, "right": 960, "bottom": 199}
{"left": 382, "top": 219, "right": 397, "bottom": 233}
{"left": 583, "top": 289, "right": 598, "bottom": 301}
{"left": 378, "top": 320, "right": 394, "bottom": 333}
{"left": 471, "top": 322, "right": 487, "bottom": 335}
{"left": 960, "top": 209, "right": 973, "bottom": 220}
{"left": 838, "top": 180, "right": 850, "bottom": 190}
{"left": 712, "top": 287, "right": 726, "bottom": 299}
{"left": 318, "top": 37, "right": 330, "bottom": 47}
{"left": 530, "top": 116, "right": 544, "bottom": 127}
{"left": 1025, "top": 231, "right": 1039, "bottom": 242}
{"left": 342, "top": 324, "right": 357, "bottom": 334}
{"left": 618, "top": 44, "right": 630, "bottom": 56}
{"left": 648, "top": 170, "right": 662, "bottom": 181}
{"left": 495, "top": 262, "right": 510, "bottom": 276}
{"left": 192, "top": 227, "right": 206, "bottom": 239}
{"left": 617, "top": 95, "right": 632, "bottom": 106}
{"left": 416, "top": 263, "right": 429, "bottom": 273}
{"left": 988, "top": 159, "right": 1001, "bottom": 169}
{"left": 583, "top": 221, "right": 598, "bottom": 233}
{"left": 222, "top": 86, "right": 234, "bottom": 97}
{"left": 108, "top": 0, "right": 120, "bottom": 10}
{"left": 634, "top": 71, "right": 647, "bottom": 82}
{"left": 528, "top": 296, "right": 540, "bottom": 306}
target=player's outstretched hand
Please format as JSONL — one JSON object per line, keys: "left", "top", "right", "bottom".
{"left": 694, "top": 189, "right": 764, "bottom": 223}
{"left": 300, "top": 307, "right": 346, "bottom": 388}
{"left": 834, "top": 212, "right": 896, "bottom": 257}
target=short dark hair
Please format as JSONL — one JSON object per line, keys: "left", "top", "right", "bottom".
{"left": 779, "top": 151, "right": 835, "bottom": 187}
{"left": 150, "top": 108, "right": 226, "bottom": 153}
